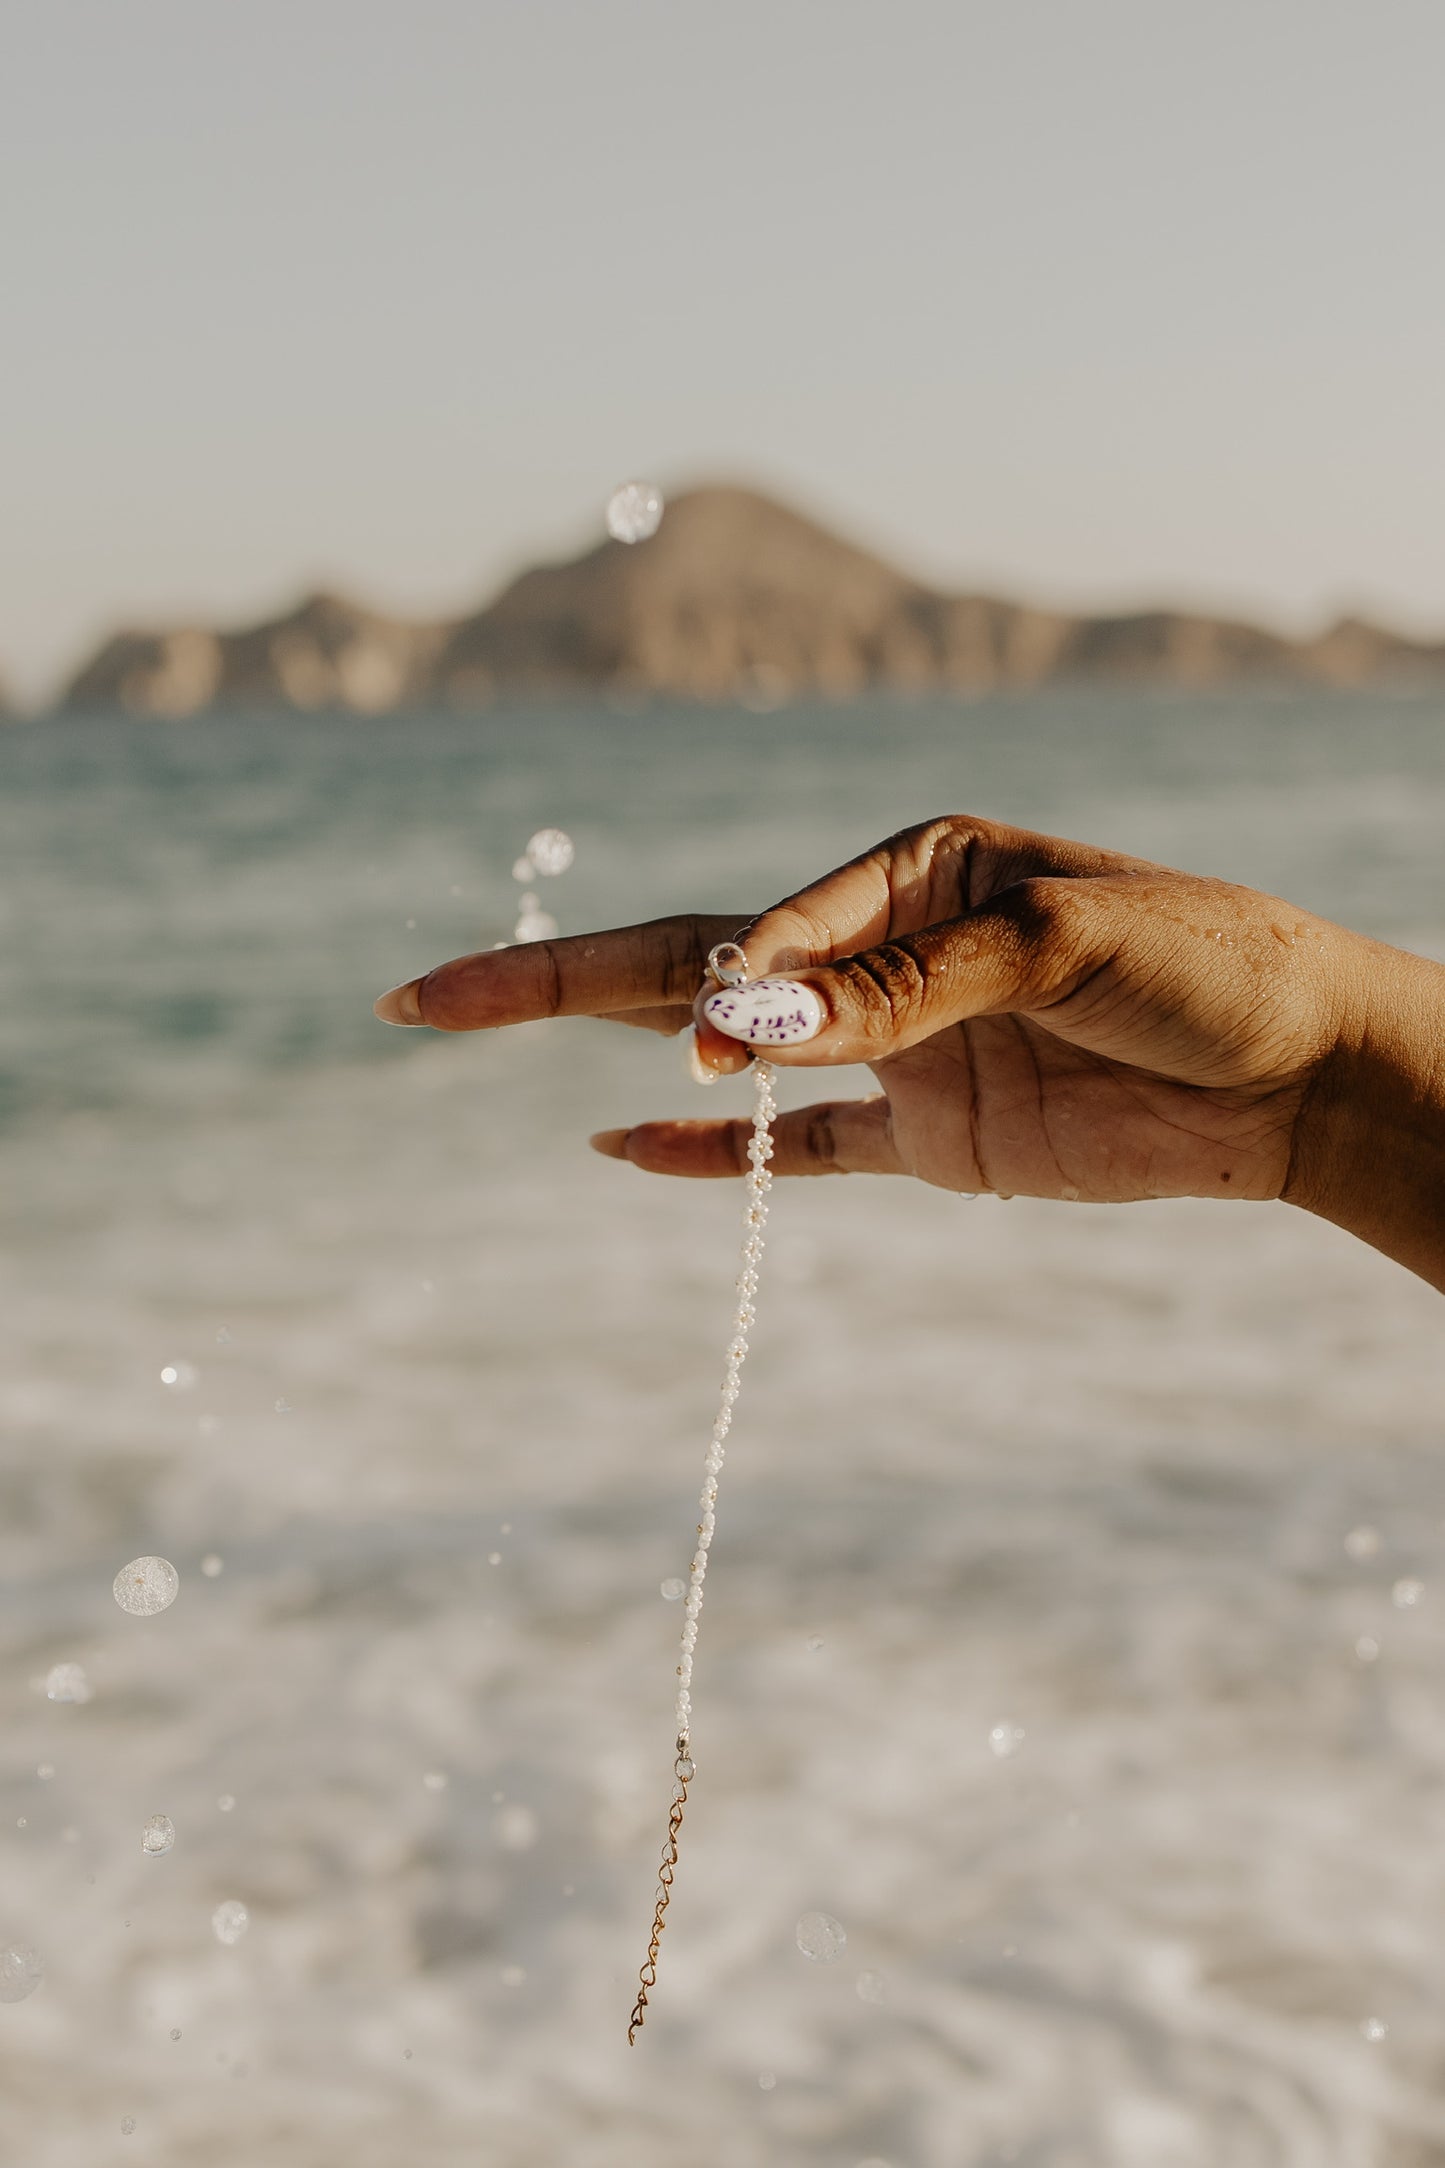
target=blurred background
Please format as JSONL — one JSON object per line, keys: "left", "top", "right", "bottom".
{"left": 4, "top": 7, "right": 1445, "bottom": 2166}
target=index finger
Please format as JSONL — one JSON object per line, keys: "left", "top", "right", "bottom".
{"left": 375, "top": 912, "right": 744, "bottom": 1031}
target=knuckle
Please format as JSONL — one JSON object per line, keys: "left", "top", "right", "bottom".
{"left": 533, "top": 940, "right": 565, "bottom": 1017}
{"left": 804, "top": 1102, "right": 839, "bottom": 1170}
{"left": 832, "top": 939, "right": 931, "bottom": 1033}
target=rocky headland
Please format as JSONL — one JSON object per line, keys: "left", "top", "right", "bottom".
{"left": 50, "top": 486, "right": 1445, "bottom": 715}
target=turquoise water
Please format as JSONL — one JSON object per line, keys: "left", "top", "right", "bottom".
{"left": 3, "top": 693, "right": 1445, "bottom": 2166}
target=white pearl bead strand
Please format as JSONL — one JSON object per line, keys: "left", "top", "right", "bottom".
{"left": 628, "top": 985, "right": 776, "bottom": 2043}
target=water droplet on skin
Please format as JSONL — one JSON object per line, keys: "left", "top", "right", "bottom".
{"left": 988, "top": 1721, "right": 1026, "bottom": 1759}
{"left": 170, "top": 2028, "right": 181, "bottom": 2041}
{"left": 856, "top": 1969, "right": 887, "bottom": 2003}
{"left": 14, "top": 1818, "right": 25, "bottom": 1830}
{"left": 403, "top": 2047, "right": 413, "bottom": 2060}
{"left": 422, "top": 1771, "right": 448, "bottom": 1793}
{"left": 120, "top": 2116, "right": 136, "bottom": 2135}
{"left": 0, "top": 1944, "right": 43, "bottom": 2002}
{"left": 211, "top": 1900, "right": 249, "bottom": 1946}
{"left": 806, "top": 1635, "right": 824, "bottom": 1652}
{"left": 113, "top": 1557, "right": 179, "bottom": 1617}
{"left": 1392, "top": 1578, "right": 1424, "bottom": 1609}
{"left": 201, "top": 1554, "right": 223, "bottom": 1578}
{"left": 605, "top": 482, "right": 664, "bottom": 545}
{"left": 141, "top": 1814, "right": 175, "bottom": 1857}
{"left": 795, "top": 1911, "right": 847, "bottom": 1962}
{"left": 757, "top": 2070, "right": 776, "bottom": 2091}
{"left": 160, "top": 1362, "right": 198, "bottom": 1391}
{"left": 43, "top": 1660, "right": 91, "bottom": 1705}
{"left": 1361, "top": 2016, "right": 1388, "bottom": 2042}
{"left": 1345, "top": 1524, "right": 1382, "bottom": 1560}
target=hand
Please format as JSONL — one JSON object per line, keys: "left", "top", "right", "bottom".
{"left": 373, "top": 815, "right": 1445, "bottom": 1285}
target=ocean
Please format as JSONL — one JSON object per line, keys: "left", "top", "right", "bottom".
{"left": 2, "top": 691, "right": 1445, "bottom": 2167}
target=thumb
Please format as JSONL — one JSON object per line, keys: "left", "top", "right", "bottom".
{"left": 698, "top": 879, "right": 1117, "bottom": 1065}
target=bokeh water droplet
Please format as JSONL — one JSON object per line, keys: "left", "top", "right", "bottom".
{"left": 0, "top": 1943, "right": 43, "bottom": 2003}
{"left": 513, "top": 910, "right": 559, "bottom": 943}
{"left": 1344, "top": 1523, "right": 1381, "bottom": 1560}
{"left": 757, "top": 2070, "right": 777, "bottom": 2091}
{"left": 1355, "top": 1634, "right": 1381, "bottom": 1663}
{"left": 200, "top": 1554, "right": 224, "bottom": 1578}
{"left": 159, "top": 1362, "right": 198, "bottom": 1392}
{"left": 120, "top": 2116, "right": 136, "bottom": 2135}
{"left": 855, "top": 1969, "right": 887, "bottom": 2003}
{"left": 422, "top": 1771, "right": 448, "bottom": 1793}
{"left": 1361, "top": 2015, "right": 1388, "bottom": 2042}
{"left": 495, "top": 1803, "right": 538, "bottom": 1851}
{"left": 217, "top": 1794, "right": 236, "bottom": 1813}
{"left": 525, "top": 828, "right": 575, "bottom": 877}
{"left": 211, "top": 1900, "right": 249, "bottom": 1946}
{"left": 660, "top": 1577, "right": 686, "bottom": 1601}
{"left": 510, "top": 856, "right": 535, "bottom": 883}
{"left": 36, "top": 1764, "right": 54, "bottom": 1781}
{"left": 795, "top": 1910, "right": 847, "bottom": 1962}
{"left": 1392, "top": 1577, "right": 1424, "bottom": 1609}
{"left": 141, "top": 1814, "right": 175, "bottom": 1857}
{"left": 605, "top": 482, "right": 663, "bottom": 545}
{"left": 113, "top": 1557, "right": 179, "bottom": 1617}
{"left": 989, "top": 1720, "right": 1026, "bottom": 1759}
{"left": 43, "top": 1661, "right": 92, "bottom": 1704}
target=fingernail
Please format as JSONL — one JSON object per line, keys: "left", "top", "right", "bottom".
{"left": 589, "top": 1128, "right": 631, "bottom": 1160}
{"left": 685, "top": 1027, "right": 720, "bottom": 1086}
{"left": 701, "top": 977, "right": 825, "bottom": 1046}
{"left": 374, "top": 979, "right": 425, "bottom": 1026}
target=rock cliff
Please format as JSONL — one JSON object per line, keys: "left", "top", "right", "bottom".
{"left": 55, "top": 486, "right": 1445, "bottom": 713}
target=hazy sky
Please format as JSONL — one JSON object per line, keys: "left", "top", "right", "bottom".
{"left": 4, "top": 0, "right": 1443, "bottom": 699}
